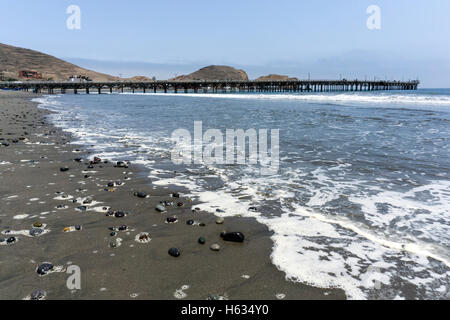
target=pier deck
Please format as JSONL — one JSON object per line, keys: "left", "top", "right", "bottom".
{"left": 1, "top": 79, "right": 419, "bottom": 94}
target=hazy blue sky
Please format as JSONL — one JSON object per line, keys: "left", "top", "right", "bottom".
{"left": 1, "top": 0, "right": 449, "bottom": 86}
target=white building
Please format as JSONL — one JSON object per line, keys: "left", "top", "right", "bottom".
{"left": 69, "top": 75, "right": 91, "bottom": 83}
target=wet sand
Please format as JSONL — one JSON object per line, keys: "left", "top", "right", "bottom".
{"left": 0, "top": 90, "right": 345, "bottom": 300}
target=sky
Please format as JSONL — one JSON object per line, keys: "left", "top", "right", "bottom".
{"left": 1, "top": 0, "right": 449, "bottom": 87}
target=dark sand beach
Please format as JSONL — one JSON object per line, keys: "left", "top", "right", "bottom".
{"left": 0, "top": 91, "right": 345, "bottom": 300}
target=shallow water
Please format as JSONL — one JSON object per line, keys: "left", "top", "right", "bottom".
{"left": 34, "top": 89, "right": 450, "bottom": 299}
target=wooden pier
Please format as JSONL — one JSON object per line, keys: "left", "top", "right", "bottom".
{"left": 1, "top": 79, "right": 419, "bottom": 95}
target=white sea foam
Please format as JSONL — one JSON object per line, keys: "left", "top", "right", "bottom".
{"left": 121, "top": 91, "right": 450, "bottom": 106}
{"left": 13, "top": 214, "right": 29, "bottom": 220}
{"left": 3, "top": 195, "right": 19, "bottom": 200}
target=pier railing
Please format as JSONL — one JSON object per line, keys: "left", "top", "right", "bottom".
{"left": 0, "top": 79, "right": 420, "bottom": 94}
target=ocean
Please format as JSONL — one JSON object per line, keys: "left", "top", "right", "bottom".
{"left": 34, "top": 89, "right": 450, "bottom": 300}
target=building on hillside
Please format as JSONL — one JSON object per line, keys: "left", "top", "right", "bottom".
{"left": 19, "top": 70, "right": 42, "bottom": 79}
{"left": 69, "top": 75, "right": 92, "bottom": 83}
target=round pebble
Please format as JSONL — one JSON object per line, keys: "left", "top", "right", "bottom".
{"left": 115, "top": 211, "right": 125, "bottom": 218}
{"left": 6, "top": 237, "right": 16, "bottom": 244}
{"left": 116, "top": 161, "right": 128, "bottom": 168}
{"left": 30, "top": 289, "right": 47, "bottom": 300}
{"left": 155, "top": 205, "right": 166, "bottom": 213}
{"left": 210, "top": 244, "right": 220, "bottom": 252}
{"left": 134, "top": 192, "right": 147, "bottom": 198}
{"left": 166, "top": 217, "right": 178, "bottom": 224}
{"left": 33, "top": 222, "right": 43, "bottom": 228}
{"left": 216, "top": 217, "right": 225, "bottom": 225}
{"left": 198, "top": 237, "right": 206, "bottom": 245}
{"left": 37, "top": 263, "right": 54, "bottom": 275}
{"left": 220, "top": 232, "right": 245, "bottom": 243}
{"left": 168, "top": 248, "right": 181, "bottom": 257}
{"left": 138, "top": 233, "right": 149, "bottom": 241}
{"left": 186, "top": 220, "right": 195, "bottom": 226}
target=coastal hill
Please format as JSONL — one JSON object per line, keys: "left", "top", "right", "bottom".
{"left": 170, "top": 65, "right": 249, "bottom": 81}
{"left": 0, "top": 43, "right": 301, "bottom": 83}
{"left": 256, "top": 74, "right": 299, "bottom": 81}
{"left": 124, "top": 76, "right": 154, "bottom": 82}
{"left": 0, "top": 43, "right": 118, "bottom": 82}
